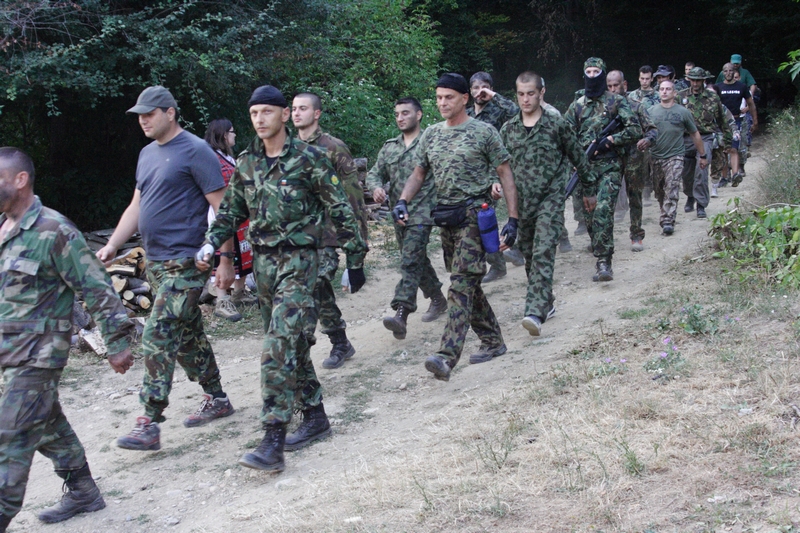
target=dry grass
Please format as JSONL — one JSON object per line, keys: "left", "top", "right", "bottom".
{"left": 234, "top": 258, "right": 800, "bottom": 533}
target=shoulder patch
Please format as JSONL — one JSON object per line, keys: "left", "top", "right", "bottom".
{"left": 331, "top": 175, "right": 339, "bottom": 185}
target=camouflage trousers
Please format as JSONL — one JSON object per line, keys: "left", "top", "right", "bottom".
{"left": 518, "top": 190, "right": 563, "bottom": 320}
{"left": 681, "top": 135, "right": 714, "bottom": 207}
{"left": 710, "top": 145, "right": 727, "bottom": 185}
{"left": 141, "top": 259, "right": 222, "bottom": 423}
{"left": 253, "top": 248, "right": 322, "bottom": 426}
{"left": 392, "top": 223, "right": 443, "bottom": 313}
{"left": 438, "top": 209, "right": 503, "bottom": 366}
{"left": 485, "top": 250, "right": 507, "bottom": 275}
{"left": 652, "top": 155, "right": 684, "bottom": 227}
{"left": 307, "top": 247, "right": 346, "bottom": 338}
{"left": 0, "top": 367, "right": 86, "bottom": 518}
{"left": 623, "top": 150, "right": 650, "bottom": 240}
{"left": 586, "top": 160, "right": 623, "bottom": 261}
{"left": 571, "top": 182, "right": 586, "bottom": 224}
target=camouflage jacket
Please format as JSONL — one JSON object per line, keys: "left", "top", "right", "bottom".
{"left": 623, "top": 93, "right": 658, "bottom": 157}
{"left": 674, "top": 79, "right": 690, "bottom": 93}
{"left": 365, "top": 131, "right": 436, "bottom": 226}
{"left": 0, "top": 197, "right": 134, "bottom": 368}
{"left": 628, "top": 88, "right": 660, "bottom": 109}
{"left": 467, "top": 93, "right": 519, "bottom": 132}
{"left": 206, "top": 130, "right": 367, "bottom": 269}
{"left": 676, "top": 88, "right": 731, "bottom": 142}
{"left": 500, "top": 112, "right": 597, "bottom": 215}
{"left": 564, "top": 91, "right": 642, "bottom": 158}
{"left": 415, "top": 118, "right": 510, "bottom": 205}
{"left": 303, "top": 128, "right": 369, "bottom": 247}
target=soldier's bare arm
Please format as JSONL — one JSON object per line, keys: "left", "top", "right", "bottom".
{"left": 495, "top": 162, "right": 518, "bottom": 219}
{"left": 204, "top": 187, "right": 235, "bottom": 290}
{"left": 746, "top": 96, "right": 758, "bottom": 132}
{"left": 96, "top": 189, "right": 141, "bottom": 265}
{"left": 108, "top": 348, "right": 135, "bottom": 374}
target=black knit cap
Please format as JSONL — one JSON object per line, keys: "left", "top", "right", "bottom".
{"left": 436, "top": 73, "right": 469, "bottom": 94}
{"left": 248, "top": 85, "right": 287, "bottom": 108}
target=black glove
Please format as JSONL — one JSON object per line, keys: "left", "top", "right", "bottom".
{"left": 595, "top": 137, "right": 615, "bottom": 155}
{"left": 392, "top": 199, "right": 409, "bottom": 223}
{"left": 347, "top": 268, "right": 366, "bottom": 293}
{"left": 500, "top": 217, "right": 518, "bottom": 248}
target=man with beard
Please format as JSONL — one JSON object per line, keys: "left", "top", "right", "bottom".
{"left": 367, "top": 97, "right": 447, "bottom": 339}
{"left": 714, "top": 62, "right": 758, "bottom": 190}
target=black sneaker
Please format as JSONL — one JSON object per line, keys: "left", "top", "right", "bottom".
{"left": 684, "top": 197, "right": 695, "bottom": 212}
{"left": 468, "top": 343, "right": 507, "bottom": 364}
{"left": 697, "top": 206, "right": 707, "bottom": 219}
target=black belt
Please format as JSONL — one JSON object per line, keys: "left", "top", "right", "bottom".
{"left": 251, "top": 243, "right": 312, "bottom": 254}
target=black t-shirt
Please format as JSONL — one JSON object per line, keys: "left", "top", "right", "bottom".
{"left": 715, "top": 81, "right": 751, "bottom": 116}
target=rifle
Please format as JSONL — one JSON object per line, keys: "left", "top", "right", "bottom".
{"left": 565, "top": 115, "right": 624, "bottom": 199}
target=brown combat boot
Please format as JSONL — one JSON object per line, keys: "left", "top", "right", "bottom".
{"left": 38, "top": 463, "right": 106, "bottom": 524}
{"left": 383, "top": 306, "right": 410, "bottom": 339}
{"left": 421, "top": 291, "right": 447, "bottom": 323}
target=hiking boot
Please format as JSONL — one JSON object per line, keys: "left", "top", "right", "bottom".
{"left": 662, "top": 224, "right": 674, "bottom": 236}
{"left": 383, "top": 306, "right": 410, "bottom": 340}
{"left": 711, "top": 184, "right": 718, "bottom": 198}
{"left": 182, "top": 394, "right": 235, "bottom": 428}
{"left": 631, "top": 239, "right": 644, "bottom": 252}
{"left": 574, "top": 220, "right": 587, "bottom": 236}
{"left": 503, "top": 248, "right": 525, "bottom": 267}
{"left": 696, "top": 206, "right": 707, "bottom": 219}
{"left": 559, "top": 235, "right": 573, "bottom": 253}
{"left": 117, "top": 416, "right": 160, "bottom": 451}
{"left": 238, "top": 425, "right": 286, "bottom": 472}
{"left": 214, "top": 294, "right": 242, "bottom": 322}
{"left": 38, "top": 463, "right": 105, "bottom": 524}
{"left": 684, "top": 197, "right": 695, "bottom": 213}
{"left": 732, "top": 171, "right": 744, "bottom": 187}
{"left": 592, "top": 261, "right": 613, "bottom": 282}
{"left": 522, "top": 315, "right": 543, "bottom": 336}
{"left": 482, "top": 267, "right": 506, "bottom": 284}
{"left": 285, "top": 403, "right": 332, "bottom": 451}
{"left": 424, "top": 355, "right": 451, "bottom": 381}
{"left": 421, "top": 290, "right": 447, "bottom": 323}
{"left": 231, "top": 287, "right": 258, "bottom": 307}
{"left": 468, "top": 343, "right": 507, "bottom": 364}
{"left": 322, "top": 330, "right": 355, "bottom": 369}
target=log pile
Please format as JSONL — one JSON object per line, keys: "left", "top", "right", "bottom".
{"left": 355, "top": 157, "right": 389, "bottom": 222}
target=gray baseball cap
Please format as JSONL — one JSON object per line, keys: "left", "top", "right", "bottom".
{"left": 127, "top": 86, "right": 178, "bottom": 114}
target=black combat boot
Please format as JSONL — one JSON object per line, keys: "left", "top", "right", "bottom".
{"left": 285, "top": 403, "right": 332, "bottom": 451}
{"left": 592, "top": 259, "right": 613, "bottom": 282}
{"left": 38, "top": 463, "right": 106, "bottom": 524}
{"left": 238, "top": 424, "right": 286, "bottom": 472}
{"left": 684, "top": 196, "right": 695, "bottom": 212}
{"left": 421, "top": 290, "right": 447, "bottom": 323}
{"left": 0, "top": 513, "right": 11, "bottom": 533}
{"left": 559, "top": 231, "right": 573, "bottom": 253}
{"left": 322, "top": 330, "right": 355, "bottom": 369}
{"left": 383, "top": 306, "right": 410, "bottom": 339}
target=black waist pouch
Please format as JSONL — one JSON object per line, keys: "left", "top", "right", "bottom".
{"left": 432, "top": 202, "right": 468, "bottom": 227}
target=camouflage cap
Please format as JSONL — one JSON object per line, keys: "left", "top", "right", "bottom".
{"left": 583, "top": 57, "right": 607, "bottom": 73}
{"left": 685, "top": 66, "right": 708, "bottom": 80}
{"left": 703, "top": 69, "right": 715, "bottom": 80}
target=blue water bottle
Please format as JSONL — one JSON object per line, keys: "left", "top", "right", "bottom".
{"left": 477, "top": 203, "right": 500, "bottom": 254}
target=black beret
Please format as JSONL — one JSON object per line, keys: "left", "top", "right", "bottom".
{"left": 248, "top": 85, "right": 287, "bottom": 108}
{"left": 436, "top": 73, "right": 469, "bottom": 94}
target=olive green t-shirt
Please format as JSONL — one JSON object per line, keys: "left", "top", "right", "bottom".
{"left": 647, "top": 103, "right": 698, "bottom": 159}
{"left": 414, "top": 118, "right": 509, "bottom": 204}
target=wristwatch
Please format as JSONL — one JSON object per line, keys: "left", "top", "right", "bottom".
{"left": 219, "top": 251, "right": 235, "bottom": 258}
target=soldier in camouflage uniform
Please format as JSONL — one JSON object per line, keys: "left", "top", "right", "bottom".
{"left": 674, "top": 62, "right": 694, "bottom": 93}
{"left": 201, "top": 85, "right": 367, "bottom": 472}
{"left": 627, "top": 65, "right": 660, "bottom": 208}
{"left": 366, "top": 97, "right": 447, "bottom": 339}
{"left": 676, "top": 67, "right": 732, "bottom": 219}
{"left": 606, "top": 70, "right": 658, "bottom": 252}
{"left": 292, "top": 92, "right": 369, "bottom": 370}
{"left": 499, "top": 72, "right": 597, "bottom": 337}
{"left": 564, "top": 58, "right": 642, "bottom": 282}
{"left": 0, "top": 147, "right": 136, "bottom": 531}
{"left": 466, "top": 71, "right": 523, "bottom": 282}
{"left": 97, "top": 86, "right": 235, "bottom": 452}
{"left": 393, "top": 73, "right": 519, "bottom": 379}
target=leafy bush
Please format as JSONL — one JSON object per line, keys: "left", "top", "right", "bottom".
{"left": 710, "top": 199, "right": 800, "bottom": 288}
{"left": 754, "top": 107, "right": 800, "bottom": 205}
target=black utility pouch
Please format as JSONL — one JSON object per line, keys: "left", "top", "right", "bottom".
{"left": 432, "top": 202, "right": 468, "bottom": 227}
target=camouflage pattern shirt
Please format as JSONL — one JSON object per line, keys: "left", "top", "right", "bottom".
{"left": 676, "top": 88, "right": 731, "bottom": 141}
{"left": 206, "top": 130, "right": 367, "bottom": 269}
{"left": 500, "top": 112, "right": 598, "bottom": 214}
{"left": 414, "top": 118, "right": 510, "bottom": 205}
{"left": 564, "top": 91, "right": 642, "bottom": 157}
{"left": 365, "top": 132, "right": 436, "bottom": 226}
{"left": 674, "top": 79, "right": 690, "bottom": 93}
{"left": 628, "top": 88, "right": 660, "bottom": 109}
{"left": 0, "top": 197, "right": 134, "bottom": 368}
{"left": 303, "top": 128, "right": 369, "bottom": 247}
{"left": 625, "top": 92, "right": 659, "bottom": 154}
{"left": 467, "top": 93, "right": 519, "bottom": 132}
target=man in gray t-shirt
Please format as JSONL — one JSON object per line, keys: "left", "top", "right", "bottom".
{"left": 639, "top": 80, "right": 706, "bottom": 234}
{"left": 97, "top": 86, "right": 236, "bottom": 452}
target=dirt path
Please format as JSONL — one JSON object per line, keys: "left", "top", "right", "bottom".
{"left": 11, "top": 152, "right": 765, "bottom": 533}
